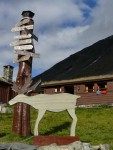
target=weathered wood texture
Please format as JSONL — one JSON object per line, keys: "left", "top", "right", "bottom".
{"left": 14, "top": 34, "right": 32, "bottom": 40}
{"left": 77, "top": 91, "right": 113, "bottom": 106}
{"left": 76, "top": 81, "right": 113, "bottom": 106}
{"left": 13, "top": 56, "right": 30, "bottom": 63}
{"left": 11, "top": 25, "right": 34, "bottom": 32}
{"left": 12, "top": 18, "right": 34, "bottom": 136}
{"left": 15, "top": 18, "right": 30, "bottom": 27}
{"left": 33, "top": 136, "right": 80, "bottom": 146}
{"left": 14, "top": 45, "right": 33, "bottom": 50}
{"left": 10, "top": 39, "right": 32, "bottom": 46}
{"left": 0, "top": 82, "right": 16, "bottom": 103}
{"left": 43, "top": 80, "right": 113, "bottom": 106}
{"left": 14, "top": 50, "right": 40, "bottom": 58}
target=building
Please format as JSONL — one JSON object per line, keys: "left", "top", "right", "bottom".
{"left": 33, "top": 35, "right": 113, "bottom": 106}
{"left": 0, "top": 65, "right": 15, "bottom": 104}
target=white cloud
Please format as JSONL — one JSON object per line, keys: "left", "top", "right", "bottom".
{"left": 33, "top": 25, "right": 89, "bottom": 69}
{"left": 24, "top": 0, "right": 83, "bottom": 32}
{"left": 79, "top": 0, "right": 113, "bottom": 47}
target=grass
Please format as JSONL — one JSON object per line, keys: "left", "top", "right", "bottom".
{"left": 0, "top": 106, "right": 113, "bottom": 149}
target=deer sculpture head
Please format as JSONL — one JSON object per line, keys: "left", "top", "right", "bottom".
{"left": 12, "top": 75, "right": 41, "bottom": 95}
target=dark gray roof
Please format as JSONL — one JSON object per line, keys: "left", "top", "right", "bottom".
{"left": 33, "top": 35, "right": 113, "bottom": 84}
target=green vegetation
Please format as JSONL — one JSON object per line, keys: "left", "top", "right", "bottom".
{"left": 0, "top": 106, "right": 113, "bottom": 149}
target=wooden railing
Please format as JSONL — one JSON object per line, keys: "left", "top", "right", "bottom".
{"left": 77, "top": 91, "right": 113, "bottom": 106}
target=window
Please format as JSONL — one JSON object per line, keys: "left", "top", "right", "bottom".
{"left": 55, "top": 87, "right": 61, "bottom": 93}
{"left": 64, "top": 85, "right": 74, "bottom": 94}
{"left": 85, "top": 83, "right": 94, "bottom": 92}
{"left": 97, "top": 82, "right": 107, "bottom": 94}
{"left": 97, "top": 82, "right": 107, "bottom": 90}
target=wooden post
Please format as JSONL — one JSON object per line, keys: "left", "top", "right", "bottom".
{"left": 12, "top": 11, "right": 35, "bottom": 136}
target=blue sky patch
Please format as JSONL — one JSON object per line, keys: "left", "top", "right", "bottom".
{"left": 83, "top": 0, "right": 97, "bottom": 8}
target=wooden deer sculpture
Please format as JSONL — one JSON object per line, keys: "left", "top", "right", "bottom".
{"left": 10, "top": 77, "right": 80, "bottom": 136}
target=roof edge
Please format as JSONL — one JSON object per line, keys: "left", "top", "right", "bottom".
{"left": 0, "top": 77, "right": 13, "bottom": 85}
{"left": 41, "top": 74, "right": 113, "bottom": 86}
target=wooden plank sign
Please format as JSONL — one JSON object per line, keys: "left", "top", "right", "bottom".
{"left": 24, "top": 28, "right": 38, "bottom": 42}
{"left": 11, "top": 25, "right": 34, "bottom": 32}
{"left": 10, "top": 39, "right": 32, "bottom": 46}
{"left": 14, "top": 50, "right": 40, "bottom": 58}
{"left": 14, "top": 45, "right": 33, "bottom": 50}
{"left": 13, "top": 56, "right": 30, "bottom": 63}
{"left": 14, "top": 34, "right": 32, "bottom": 40}
{"left": 15, "top": 18, "right": 30, "bottom": 27}
{"left": 31, "top": 33, "right": 38, "bottom": 42}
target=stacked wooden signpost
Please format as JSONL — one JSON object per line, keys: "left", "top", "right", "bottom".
{"left": 10, "top": 11, "right": 39, "bottom": 136}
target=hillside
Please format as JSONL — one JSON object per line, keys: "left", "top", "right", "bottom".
{"left": 33, "top": 35, "right": 113, "bottom": 83}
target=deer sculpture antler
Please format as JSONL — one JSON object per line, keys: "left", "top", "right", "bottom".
{"left": 12, "top": 75, "right": 41, "bottom": 94}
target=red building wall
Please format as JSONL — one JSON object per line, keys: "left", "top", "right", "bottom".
{"left": 0, "top": 81, "right": 15, "bottom": 104}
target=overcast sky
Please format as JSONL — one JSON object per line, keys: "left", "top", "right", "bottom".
{"left": 0, "top": 0, "right": 113, "bottom": 80}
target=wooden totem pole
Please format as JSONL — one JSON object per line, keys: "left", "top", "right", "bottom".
{"left": 10, "top": 11, "right": 39, "bottom": 136}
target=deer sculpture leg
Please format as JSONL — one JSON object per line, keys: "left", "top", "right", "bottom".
{"left": 34, "top": 109, "right": 46, "bottom": 135}
{"left": 67, "top": 109, "right": 77, "bottom": 136}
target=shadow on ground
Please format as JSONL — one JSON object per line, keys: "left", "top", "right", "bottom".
{"left": 0, "top": 133, "right": 9, "bottom": 138}
{"left": 42, "top": 122, "right": 71, "bottom": 135}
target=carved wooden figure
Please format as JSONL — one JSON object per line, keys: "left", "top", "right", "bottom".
{"left": 9, "top": 93, "right": 80, "bottom": 136}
